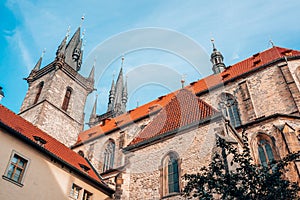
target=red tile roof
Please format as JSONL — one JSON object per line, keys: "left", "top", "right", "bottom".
{"left": 75, "top": 91, "right": 175, "bottom": 145}
{"left": 75, "top": 46, "right": 300, "bottom": 146}
{"left": 0, "top": 104, "right": 111, "bottom": 191}
{"left": 128, "top": 89, "right": 219, "bottom": 146}
{"left": 186, "top": 46, "right": 300, "bottom": 94}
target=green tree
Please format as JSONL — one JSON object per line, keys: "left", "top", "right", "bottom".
{"left": 182, "top": 135, "right": 300, "bottom": 200}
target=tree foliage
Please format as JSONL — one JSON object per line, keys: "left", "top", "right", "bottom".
{"left": 182, "top": 135, "right": 300, "bottom": 200}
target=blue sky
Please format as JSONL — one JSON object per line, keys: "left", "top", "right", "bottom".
{"left": 1, "top": 0, "right": 300, "bottom": 125}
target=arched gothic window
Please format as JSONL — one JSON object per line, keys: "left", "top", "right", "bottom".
{"left": 258, "top": 139, "right": 275, "bottom": 167}
{"left": 62, "top": 87, "right": 72, "bottom": 111}
{"left": 103, "top": 140, "right": 115, "bottom": 172}
{"left": 33, "top": 81, "right": 44, "bottom": 104}
{"left": 162, "top": 152, "right": 180, "bottom": 196}
{"left": 218, "top": 93, "right": 241, "bottom": 127}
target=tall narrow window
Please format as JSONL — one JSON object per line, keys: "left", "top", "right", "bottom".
{"left": 62, "top": 87, "right": 72, "bottom": 111}
{"left": 33, "top": 81, "right": 44, "bottom": 104}
{"left": 218, "top": 93, "right": 241, "bottom": 127}
{"left": 103, "top": 140, "right": 115, "bottom": 172}
{"left": 162, "top": 152, "right": 180, "bottom": 196}
{"left": 258, "top": 139, "right": 275, "bottom": 167}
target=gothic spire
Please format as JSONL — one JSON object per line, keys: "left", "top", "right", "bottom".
{"left": 107, "top": 56, "right": 127, "bottom": 115}
{"left": 107, "top": 76, "right": 115, "bottom": 112}
{"left": 33, "top": 49, "right": 45, "bottom": 71}
{"left": 210, "top": 38, "right": 226, "bottom": 74}
{"left": 88, "top": 59, "right": 96, "bottom": 82}
{"left": 65, "top": 27, "right": 82, "bottom": 71}
{"left": 56, "top": 30, "right": 69, "bottom": 59}
{"left": 89, "top": 95, "right": 98, "bottom": 123}
{"left": 122, "top": 76, "right": 128, "bottom": 104}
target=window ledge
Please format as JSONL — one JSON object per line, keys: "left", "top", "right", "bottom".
{"left": 162, "top": 192, "right": 180, "bottom": 199}
{"left": 2, "top": 175, "right": 24, "bottom": 187}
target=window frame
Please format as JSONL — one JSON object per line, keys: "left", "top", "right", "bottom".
{"left": 82, "top": 189, "right": 93, "bottom": 200}
{"left": 258, "top": 139, "right": 275, "bottom": 167}
{"left": 102, "top": 140, "right": 115, "bottom": 172}
{"left": 2, "top": 151, "right": 30, "bottom": 187}
{"left": 161, "top": 152, "right": 180, "bottom": 198}
{"left": 62, "top": 87, "right": 72, "bottom": 111}
{"left": 69, "top": 183, "right": 82, "bottom": 199}
{"left": 33, "top": 81, "right": 44, "bottom": 104}
{"left": 218, "top": 93, "right": 241, "bottom": 127}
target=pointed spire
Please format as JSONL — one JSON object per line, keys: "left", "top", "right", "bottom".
{"left": 116, "top": 56, "right": 124, "bottom": 84}
{"left": 91, "top": 95, "right": 97, "bottom": 117}
{"left": 88, "top": 58, "right": 96, "bottom": 82}
{"left": 33, "top": 49, "right": 45, "bottom": 71}
{"left": 210, "top": 38, "right": 226, "bottom": 74}
{"left": 122, "top": 75, "right": 128, "bottom": 104}
{"left": 107, "top": 76, "right": 115, "bottom": 112}
{"left": 56, "top": 27, "right": 69, "bottom": 58}
{"left": 110, "top": 76, "right": 115, "bottom": 94}
{"left": 89, "top": 94, "right": 98, "bottom": 126}
{"left": 64, "top": 26, "right": 81, "bottom": 70}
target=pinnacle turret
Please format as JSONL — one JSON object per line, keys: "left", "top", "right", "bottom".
{"left": 107, "top": 57, "right": 127, "bottom": 115}
{"left": 56, "top": 35, "right": 68, "bottom": 59}
{"left": 210, "top": 38, "right": 226, "bottom": 74}
{"left": 122, "top": 76, "right": 128, "bottom": 104}
{"left": 89, "top": 95, "right": 98, "bottom": 125}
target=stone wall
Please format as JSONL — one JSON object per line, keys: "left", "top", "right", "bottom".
{"left": 122, "top": 121, "right": 222, "bottom": 200}
{"left": 20, "top": 67, "right": 92, "bottom": 147}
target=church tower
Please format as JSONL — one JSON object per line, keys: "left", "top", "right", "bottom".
{"left": 88, "top": 57, "right": 127, "bottom": 127}
{"left": 19, "top": 27, "right": 94, "bottom": 147}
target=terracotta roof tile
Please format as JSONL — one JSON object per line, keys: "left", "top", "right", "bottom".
{"left": 0, "top": 104, "right": 103, "bottom": 184}
{"left": 129, "top": 89, "right": 219, "bottom": 146}
{"left": 75, "top": 91, "right": 176, "bottom": 145}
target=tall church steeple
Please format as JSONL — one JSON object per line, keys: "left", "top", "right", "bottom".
{"left": 210, "top": 38, "right": 226, "bottom": 74}
{"left": 109, "top": 56, "right": 127, "bottom": 115}
{"left": 20, "top": 25, "right": 94, "bottom": 147}
{"left": 88, "top": 57, "right": 128, "bottom": 127}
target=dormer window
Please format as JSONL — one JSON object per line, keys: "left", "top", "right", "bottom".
{"left": 33, "top": 136, "right": 47, "bottom": 147}
{"left": 79, "top": 164, "right": 90, "bottom": 173}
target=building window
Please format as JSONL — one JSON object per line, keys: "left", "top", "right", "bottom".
{"left": 103, "top": 140, "right": 115, "bottom": 172}
{"left": 33, "top": 81, "right": 44, "bottom": 104}
{"left": 258, "top": 139, "right": 275, "bottom": 167}
{"left": 70, "top": 183, "right": 81, "bottom": 199}
{"left": 3, "top": 152, "right": 29, "bottom": 185}
{"left": 162, "top": 152, "right": 180, "bottom": 196}
{"left": 62, "top": 87, "right": 72, "bottom": 111}
{"left": 82, "top": 190, "right": 93, "bottom": 200}
{"left": 218, "top": 93, "right": 241, "bottom": 127}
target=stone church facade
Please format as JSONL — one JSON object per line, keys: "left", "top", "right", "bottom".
{"left": 19, "top": 26, "right": 300, "bottom": 199}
